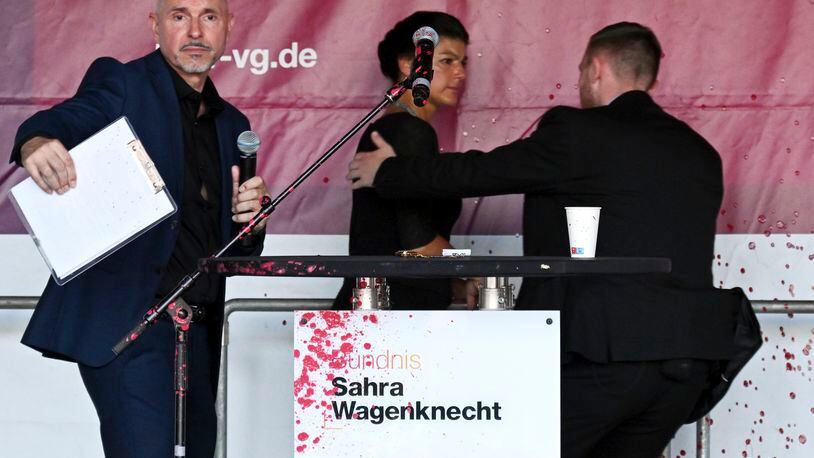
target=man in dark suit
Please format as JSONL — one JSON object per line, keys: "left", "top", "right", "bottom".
{"left": 9, "top": 0, "right": 266, "bottom": 456}
{"left": 348, "top": 22, "right": 742, "bottom": 457}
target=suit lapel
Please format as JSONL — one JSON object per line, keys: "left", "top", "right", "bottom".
{"left": 144, "top": 50, "right": 185, "bottom": 204}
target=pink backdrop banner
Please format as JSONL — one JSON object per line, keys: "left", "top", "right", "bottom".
{"left": 2, "top": 0, "right": 813, "bottom": 236}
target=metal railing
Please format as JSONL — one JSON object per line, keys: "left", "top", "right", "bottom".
{"left": 215, "top": 299, "right": 331, "bottom": 458}
{"left": 3, "top": 296, "right": 813, "bottom": 458}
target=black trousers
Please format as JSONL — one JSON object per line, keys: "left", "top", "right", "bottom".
{"left": 78, "top": 318, "right": 218, "bottom": 458}
{"left": 562, "top": 356, "right": 709, "bottom": 458}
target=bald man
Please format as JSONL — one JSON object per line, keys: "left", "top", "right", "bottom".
{"left": 11, "top": 1, "right": 265, "bottom": 455}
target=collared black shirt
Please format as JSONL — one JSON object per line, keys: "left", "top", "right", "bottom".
{"left": 155, "top": 61, "right": 225, "bottom": 307}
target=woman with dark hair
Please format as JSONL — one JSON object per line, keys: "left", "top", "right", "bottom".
{"left": 334, "top": 11, "right": 469, "bottom": 310}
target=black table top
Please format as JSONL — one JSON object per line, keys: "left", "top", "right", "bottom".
{"left": 199, "top": 256, "right": 671, "bottom": 278}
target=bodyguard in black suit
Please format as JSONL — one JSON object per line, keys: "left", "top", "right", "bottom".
{"left": 10, "top": 1, "right": 267, "bottom": 456}
{"left": 348, "top": 22, "right": 746, "bottom": 457}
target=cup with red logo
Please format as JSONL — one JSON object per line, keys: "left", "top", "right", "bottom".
{"left": 565, "top": 207, "right": 601, "bottom": 258}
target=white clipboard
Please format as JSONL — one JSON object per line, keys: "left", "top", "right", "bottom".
{"left": 8, "top": 116, "right": 177, "bottom": 285}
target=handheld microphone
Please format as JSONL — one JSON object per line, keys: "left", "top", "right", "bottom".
{"left": 410, "top": 26, "right": 439, "bottom": 107}
{"left": 236, "top": 131, "right": 261, "bottom": 245}
{"left": 236, "top": 130, "right": 260, "bottom": 184}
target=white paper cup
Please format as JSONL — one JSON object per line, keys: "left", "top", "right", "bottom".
{"left": 565, "top": 207, "right": 601, "bottom": 258}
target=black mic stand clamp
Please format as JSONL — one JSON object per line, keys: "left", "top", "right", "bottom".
{"left": 111, "top": 79, "right": 412, "bottom": 456}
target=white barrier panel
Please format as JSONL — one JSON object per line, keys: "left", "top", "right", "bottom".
{"left": 293, "top": 311, "right": 560, "bottom": 457}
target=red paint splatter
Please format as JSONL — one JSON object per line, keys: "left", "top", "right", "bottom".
{"left": 294, "top": 368, "right": 311, "bottom": 397}
{"left": 368, "top": 314, "right": 378, "bottom": 324}
{"left": 323, "top": 311, "right": 344, "bottom": 329}
{"left": 303, "top": 355, "right": 319, "bottom": 371}
{"left": 298, "top": 432, "right": 309, "bottom": 441}
{"left": 297, "top": 397, "right": 315, "bottom": 408}
{"left": 323, "top": 387, "right": 338, "bottom": 396}
{"left": 296, "top": 444, "right": 306, "bottom": 453}
{"left": 340, "top": 342, "right": 353, "bottom": 353}
{"left": 294, "top": 349, "right": 300, "bottom": 358}
{"left": 300, "top": 312, "right": 315, "bottom": 325}
{"left": 364, "top": 342, "right": 371, "bottom": 350}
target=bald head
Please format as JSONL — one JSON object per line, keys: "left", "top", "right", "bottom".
{"left": 155, "top": 0, "right": 230, "bottom": 14}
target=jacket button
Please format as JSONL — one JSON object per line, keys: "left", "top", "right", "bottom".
{"left": 170, "top": 220, "right": 179, "bottom": 230}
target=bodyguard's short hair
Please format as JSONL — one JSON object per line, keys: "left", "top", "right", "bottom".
{"left": 586, "top": 22, "right": 662, "bottom": 89}
{"left": 378, "top": 11, "right": 469, "bottom": 83}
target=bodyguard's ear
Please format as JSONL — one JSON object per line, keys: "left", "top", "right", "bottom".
{"left": 397, "top": 55, "right": 413, "bottom": 81}
{"left": 589, "top": 55, "right": 603, "bottom": 83}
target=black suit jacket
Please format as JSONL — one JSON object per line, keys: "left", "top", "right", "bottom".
{"left": 375, "top": 91, "right": 740, "bottom": 362}
{"left": 10, "top": 50, "right": 262, "bottom": 366}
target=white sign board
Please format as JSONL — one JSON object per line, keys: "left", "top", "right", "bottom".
{"left": 293, "top": 311, "right": 560, "bottom": 457}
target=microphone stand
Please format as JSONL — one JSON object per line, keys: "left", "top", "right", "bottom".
{"left": 112, "top": 80, "right": 410, "bottom": 458}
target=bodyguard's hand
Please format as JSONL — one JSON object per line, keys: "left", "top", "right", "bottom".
{"left": 466, "top": 278, "right": 482, "bottom": 310}
{"left": 231, "top": 165, "right": 269, "bottom": 233}
{"left": 347, "top": 131, "right": 396, "bottom": 189}
{"left": 20, "top": 136, "right": 77, "bottom": 194}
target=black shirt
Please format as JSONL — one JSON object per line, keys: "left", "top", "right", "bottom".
{"left": 155, "top": 62, "right": 224, "bottom": 307}
{"left": 333, "top": 112, "right": 462, "bottom": 309}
